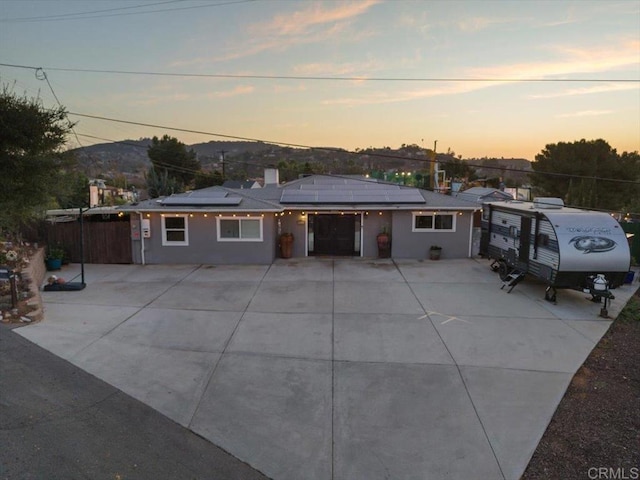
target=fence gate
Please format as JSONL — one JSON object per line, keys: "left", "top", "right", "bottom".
{"left": 46, "top": 220, "right": 132, "bottom": 264}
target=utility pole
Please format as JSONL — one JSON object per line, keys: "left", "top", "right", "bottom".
{"left": 432, "top": 140, "right": 438, "bottom": 191}
{"left": 219, "top": 150, "right": 227, "bottom": 180}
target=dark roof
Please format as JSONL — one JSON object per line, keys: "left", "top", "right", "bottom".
{"left": 119, "top": 175, "right": 479, "bottom": 212}
{"left": 222, "top": 180, "right": 259, "bottom": 189}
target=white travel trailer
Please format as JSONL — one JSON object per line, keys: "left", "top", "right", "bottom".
{"left": 480, "top": 198, "right": 631, "bottom": 316}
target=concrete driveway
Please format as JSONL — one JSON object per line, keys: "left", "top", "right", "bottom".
{"left": 17, "top": 258, "right": 638, "bottom": 480}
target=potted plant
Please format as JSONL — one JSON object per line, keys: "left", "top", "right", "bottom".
{"left": 429, "top": 245, "right": 442, "bottom": 260}
{"left": 280, "top": 232, "right": 294, "bottom": 259}
{"left": 45, "top": 246, "right": 65, "bottom": 271}
{"left": 377, "top": 227, "right": 391, "bottom": 258}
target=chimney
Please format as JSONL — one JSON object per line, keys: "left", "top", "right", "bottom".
{"left": 264, "top": 168, "right": 280, "bottom": 186}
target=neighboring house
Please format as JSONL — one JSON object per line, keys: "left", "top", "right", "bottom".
{"left": 89, "top": 179, "right": 137, "bottom": 206}
{"left": 453, "top": 187, "right": 514, "bottom": 204}
{"left": 120, "top": 173, "right": 479, "bottom": 265}
{"left": 222, "top": 180, "right": 261, "bottom": 189}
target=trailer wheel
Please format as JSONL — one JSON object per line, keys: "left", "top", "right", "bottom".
{"left": 498, "top": 261, "right": 510, "bottom": 281}
{"left": 544, "top": 286, "right": 557, "bottom": 303}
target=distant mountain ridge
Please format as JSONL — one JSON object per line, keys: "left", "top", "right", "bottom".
{"left": 70, "top": 138, "right": 531, "bottom": 185}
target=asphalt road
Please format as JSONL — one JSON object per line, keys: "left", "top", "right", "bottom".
{"left": 0, "top": 325, "right": 270, "bottom": 480}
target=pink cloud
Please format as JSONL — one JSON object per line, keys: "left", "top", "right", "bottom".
{"left": 251, "top": 0, "right": 380, "bottom": 36}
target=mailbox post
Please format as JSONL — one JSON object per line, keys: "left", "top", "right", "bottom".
{"left": 0, "top": 266, "right": 18, "bottom": 309}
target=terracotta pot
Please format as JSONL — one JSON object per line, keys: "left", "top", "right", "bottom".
{"left": 377, "top": 233, "right": 391, "bottom": 258}
{"left": 280, "top": 233, "right": 294, "bottom": 259}
{"left": 429, "top": 248, "right": 442, "bottom": 260}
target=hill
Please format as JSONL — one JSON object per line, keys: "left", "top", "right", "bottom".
{"left": 69, "top": 139, "right": 532, "bottom": 187}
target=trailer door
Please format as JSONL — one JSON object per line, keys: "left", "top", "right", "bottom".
{"left": 519, "top": 216, "right": 532, "bottom": 262}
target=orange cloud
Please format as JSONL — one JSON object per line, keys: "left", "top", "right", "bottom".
{"left": 208, "top": 85, "right": 255, "bottom": 98}
{"left": 251, "top": 0, "right": 380, "bottom": 36}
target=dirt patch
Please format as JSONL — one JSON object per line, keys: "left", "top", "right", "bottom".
{"left": 521, "top": 288, "right": 640, "bottom": 479}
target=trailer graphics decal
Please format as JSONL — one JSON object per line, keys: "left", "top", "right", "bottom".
{"left": 569, "top": 236, "right": 617, "bottom": 254}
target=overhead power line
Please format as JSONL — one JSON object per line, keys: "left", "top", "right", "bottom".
{"left": 0, "top": 0, "right": 256, "bottom": 23}
{"left": 69, "top": 112, "right": 640, "bottom": 186}
{"left": 0, "top": 0, "right": 184, "bottom": 22}
{"left": 1, "top": 62, "right": 638, "bottom": 83}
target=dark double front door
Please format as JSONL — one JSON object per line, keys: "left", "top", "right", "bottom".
{"left": 312, "top": 214, "right": 356, "bottom": 256}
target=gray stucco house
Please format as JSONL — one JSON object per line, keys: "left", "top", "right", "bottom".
{"left": 121, "top": 173, "right": 479, "bottom": 265}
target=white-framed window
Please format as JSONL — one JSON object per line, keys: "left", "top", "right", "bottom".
{"left": 161, "top": 214, "right": 189, "bottom": 246}
{"left": 216, "top": 216, "right": 263, "bottom": 242}
{"left": 412, "top": 212, "right": 457, "bottom": 232}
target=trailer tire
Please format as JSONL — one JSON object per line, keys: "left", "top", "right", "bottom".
{"left": 498, "top": 261, "right": 510, "bottom": 281}
{"left": 544, "top": 286, "right": 557, "bottom": 303}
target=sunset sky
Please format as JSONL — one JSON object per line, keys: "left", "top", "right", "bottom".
{"left": 1, "top": 0, "right": 639, "bottom": 160}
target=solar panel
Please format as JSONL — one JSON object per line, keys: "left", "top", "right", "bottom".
{"left": 190, "top": 190, "right": 228, "bottom": 198}
{"left": 351, "top": 195, "right": 388, "bottom": 203}
{"left": 312, "top": 178, "right": 362, "bottom": 185}
{"left": 299, "top": 184, "right": 336, "bottom": 190}
{"left": 316, "top": 192, "right": 352, "bottom": 203}
{"left": 280, "top": 190, "right": 318, "bottom": 203}
{"left": 161, "top": 196, "right": 242, "bottom": 206}
{"left": 385, "top": 191, "right": 425, "bottom": 203}
{"left": 281, "top": 182, "right": 426, "bottom": 204}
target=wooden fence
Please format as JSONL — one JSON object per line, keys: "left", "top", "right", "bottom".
{"left": 45, "top": 220, "right": 132, "bottom": 264}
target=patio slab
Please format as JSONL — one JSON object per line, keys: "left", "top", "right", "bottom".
{"left": 150, "top": 281, "right": 260, "bottom": 311}
{"left": 333, "top": 259, "right": 405, "bottom": 282}
{"left": 410, "top": 282, "right": 557, "bottom": 318}
{"left": 190, "top": 353, "right": 332, "bottom": 480}
{"left": 71, "top": 338, "right": 220, "bottom": 427}
{"left": 334, "top": 313, "right": 453, "bottom": 364}
{"left": 248, "top": 280, "right": 334, "bottom": 313}
{"left": 17, "top": 303, "right": 140, "bottom": 360}
{"left": 43, "top": 280, "right": 177, "bottom": 307}
{"left": 263, "top": 259, "right": 334, "bottom": 282}
{"left": 562, "top": 319, "right": 613, "bottom": 343}
{"left": 19, "top": 259, "right": 639, "bottom": 480}
{"left": 460, "top": 366, "right": 572, "bottom": 480}
{"left": 107, "top": 308, "right": 242, "bottom": 352}
{"left": 227, "top": 312, "right": 332, "bottom": 360}
{"left": 396, "top": 258, "right": 497, "bottom": 283}
{"left": 333, "top": 280, "right": 424, "bottom": 314}
{"left": 182, "top": 264, "right": 269, "bottom": 283}
{"left": 333, "top": 361, "right": 503, "bottom": 480}
{"left": 433, "top": 314, "right": 599, "bottom": 372}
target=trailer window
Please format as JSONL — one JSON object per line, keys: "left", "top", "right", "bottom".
{"left": 413, "top": 213, "right": 456, "bottom": 232}
{"left": 537, "top": 233, "right": 549, "bottom": 246}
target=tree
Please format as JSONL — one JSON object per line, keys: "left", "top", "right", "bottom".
{"left": 531, "top": 139, "right": 640, "bottom": 211}
{"left": 0, "top": 86, "right": 74, "bottom": 229}
{"left": 440, "top": 156, "right": 476, "bottom": 181}
{"left": 147, "top": 135, "right": 200, "bottom": 189}
{"left": 194, "top": 170, "right": 223, "bottom": 189}
{"left": 55, "top": 167, "right": 90, "bottom": 209}
{"left": 145, "top": 166, "right": 180, "bottom": 198}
